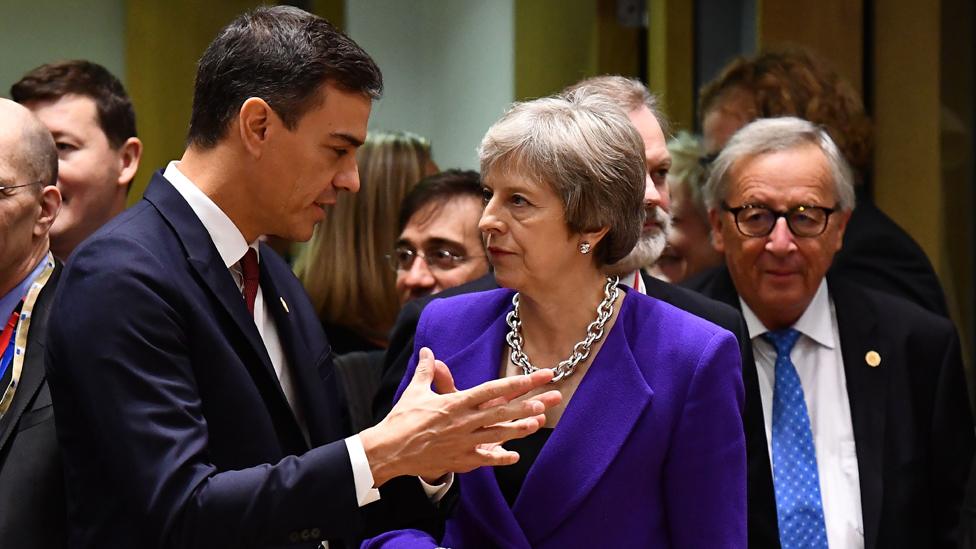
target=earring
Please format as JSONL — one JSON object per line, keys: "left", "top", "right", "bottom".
{"left": 579, "top": 241, "right": 591, "bottom": 255}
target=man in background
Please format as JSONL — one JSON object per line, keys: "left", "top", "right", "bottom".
{"left": 12, "top": 60, "right": 142, "bottom": 260}
{"left": 0, "top": 99, "right": 64, "bottom": 548}
{"left": 393, "top": 169, "right": 488, "bottom": 304}
{"left": 700, "top": 116, "right": 971, "bottom": 548}
{"left": 693, "top": 48, "right": 948, "bottom": 317}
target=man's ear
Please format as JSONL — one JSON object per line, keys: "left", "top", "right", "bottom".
{"left": 832, "top": 209, "right": 853, "bottom": 252}
{"left": 237, "top": 97, "right": 275, "bottom": 158}
{"left": 34, "top": 185, "right": 62, "bottom": 238}
{"left": 116, "top": 137, "right": 143, "bottom": 188}
{"left": 708, "top": 208, "right": 725, "bottom": 253}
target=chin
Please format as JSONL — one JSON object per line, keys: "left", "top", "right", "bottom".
{"left": 607, "top": 232, "right": 667, "bottom": 275}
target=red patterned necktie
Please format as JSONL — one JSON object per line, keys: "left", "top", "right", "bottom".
{"left": 240, "top": 248, "right": 259, "bottom": 316}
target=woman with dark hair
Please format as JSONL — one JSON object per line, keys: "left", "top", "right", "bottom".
{"left": 366, "top": 93, "right": 746, "bottom": 548}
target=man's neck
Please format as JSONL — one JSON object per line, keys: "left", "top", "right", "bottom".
{"left": 0, "top": 244, "right": 48, "bottom": 300}
{"left": 178, "top": 146, "right": 260, "bottom": 243}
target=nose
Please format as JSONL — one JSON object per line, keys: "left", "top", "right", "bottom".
{"left": 333, "top": 157, "right": 361, "bottom": 194}
{"left": 478, "top": 198, "right": 504, "bottom": 235}
{"left": 644, "top": 175, "right": 671, "bottom": 213}
{"left": 765, "top": 217, "right": 797, "bottom": 255}
{"left": 400, "top": 256, "right": 435, "bottom": 290}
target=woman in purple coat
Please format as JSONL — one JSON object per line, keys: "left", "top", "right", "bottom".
{"left": 367, "top": 92, "right": 746, "bottom": 548}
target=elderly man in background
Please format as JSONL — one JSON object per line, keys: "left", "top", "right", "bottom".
{"left": 12, "top": 60, "right": 142, "bottom": 260}
{"left": 692, "top": 48, "right": 948, "bottom": 316}
{"left": 0, "top": 99, "right": 64, "bottom": 548}
{"left": 697, "top": 116, "right": 972, "bottom": 549}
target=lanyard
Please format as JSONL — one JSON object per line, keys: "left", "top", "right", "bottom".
{"left": 0, "top": 253, "right": 55, "bottom": 416}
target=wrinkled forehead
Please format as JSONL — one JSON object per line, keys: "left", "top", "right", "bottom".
{"left": 725, "top": 144, "right": 835, "bottom": 198}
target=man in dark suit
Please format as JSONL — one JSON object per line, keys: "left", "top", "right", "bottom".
{"left": 697, "top": 116, "right": 973, "bottom": 548}
{"left": 0, "top": 99, "right": 64, "bottom": 548}
{"left": 697, "top": 48, "right": 948, "bottom": 316}
{"left": 373, "top": 76, "right": 775, "bottom": 546}
{"left": 44, "top": 7, "right": 560, "bottom": 549}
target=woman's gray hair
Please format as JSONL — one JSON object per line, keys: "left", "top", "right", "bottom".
{"left": 667, "top": 131, "right": 709, "bottom": 224}
{"left": 478, "top": 93, "right": 646, "bottom": 266}
{"left": 703, "top": 117, "right": 856, "bottom": 211}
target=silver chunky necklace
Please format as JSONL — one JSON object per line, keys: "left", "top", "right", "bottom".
{"left": 505, "top": 275, "right": 620, "bottom": 383}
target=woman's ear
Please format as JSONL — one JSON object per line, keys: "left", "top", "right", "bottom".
{"left": 580, "top": 225, "right": 610, "bottom": 251}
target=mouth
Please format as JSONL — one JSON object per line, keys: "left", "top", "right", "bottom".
{"left": 487, "top": 246, "right": 513, "bottom": 258}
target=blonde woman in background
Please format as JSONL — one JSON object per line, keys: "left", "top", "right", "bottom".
{"left": 295, "top": 130, "right": 437, "bottom": 355}
{"left": 654, "top": 131, "right": 723, "bottom": 283}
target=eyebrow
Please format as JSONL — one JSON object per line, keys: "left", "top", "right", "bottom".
{"left": 330, "top": 132, "right": 365, "bottom": 148}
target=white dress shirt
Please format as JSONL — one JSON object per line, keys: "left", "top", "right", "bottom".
{"left": 163, "top": 163, "right": 385, "bottom": 507}
{"left": 740, "top": 279, "right": 864, "bottom": 549}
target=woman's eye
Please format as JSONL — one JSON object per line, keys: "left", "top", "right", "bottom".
{"left": 511, "top": 194, "right": 527, "bottom": 206}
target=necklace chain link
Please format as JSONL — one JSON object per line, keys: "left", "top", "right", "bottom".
{"left": 505, "top": 275, "right": 620, "bottom": 383}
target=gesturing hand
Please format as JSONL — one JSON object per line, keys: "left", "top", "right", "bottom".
{"left": 360, "top": 347, "right": 562, "bottom": 487}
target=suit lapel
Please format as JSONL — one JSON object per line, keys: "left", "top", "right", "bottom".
{"left": 513, "top": 291, "right": 653, "bottom": 544}
{"left": 439, "top": 303, "right": 533, "bottom": 549}
{"left": 143, "top": 173, "right": 299, "bottom": 442}
{"left": 830, "top": 278, "right": 886, "bottom": 549}
{"left": 0, "top": 263, "right": 60, "bottom": 452}
{"left": 259, "top": 252, "right": 343, "bottom": 446}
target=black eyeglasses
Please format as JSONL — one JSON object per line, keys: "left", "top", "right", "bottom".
{"left": 0, "top": 181, "right": 43, "bottom": 195}
{"left": 385, "top": 246, "right": 483, "bottom": 272}
{"left": 721, "top": 202, "right": 838, "bottom": 238}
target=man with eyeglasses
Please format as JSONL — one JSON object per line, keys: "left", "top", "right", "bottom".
{"left": 698, "top": 117, "right": 972, "bottom": 549}
{"left": 0, "top": 99, "right": 65, "bottom": 548}
{"left": 390, "top": 170, "right": 489, "bottom": 304}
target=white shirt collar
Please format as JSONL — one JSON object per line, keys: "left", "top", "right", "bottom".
{"left": 618, "top": 269, "right": 646, "bottom": 294}
{"left": 163, "top": 161, "right": 257, "bottom": 267}
{"left": 739, "top": 278, "right": 835, "bottom": 349}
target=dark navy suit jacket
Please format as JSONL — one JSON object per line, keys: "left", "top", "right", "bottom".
{"left": 46, "top": 172, "right": 363, "bottom": 548}
{"left": 690, "top": 266, "right": 974, "bottom": 549}
{"left": 367, "top": 287, "right": 747, "bottom": 548}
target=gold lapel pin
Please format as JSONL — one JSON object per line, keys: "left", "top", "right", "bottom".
{"left": 865, "top": 350, "right": 881, "bottom": 367}
{"left": 280, "top": 296, "right": 290, "bottom": 313}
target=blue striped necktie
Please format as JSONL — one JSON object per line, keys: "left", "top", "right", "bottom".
{"left": 764, "top": 328, "right": 828, "bottom": 549}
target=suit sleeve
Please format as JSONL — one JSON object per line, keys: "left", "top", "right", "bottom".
{"left": 46, "top": 236, "right": 361, "bottom": 548}
{"left": 664, "top": 330, "right": 747, "bottom": 548}
{"left": 928, "top": 325, "right": 975, "bottom": 548}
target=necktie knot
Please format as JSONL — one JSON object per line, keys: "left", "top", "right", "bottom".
{"left": 240, "top": 248, "right": 259, "bottom": 316}
{"left": 763, "top": 328, "right": 801, "bottom": 357}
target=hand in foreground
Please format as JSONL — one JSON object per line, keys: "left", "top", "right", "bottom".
{"left": 360, "top": 347, "right": 562, "bottom": 487}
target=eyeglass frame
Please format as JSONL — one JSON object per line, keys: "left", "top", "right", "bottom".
{"left": 385, "top": 246, "right": 486, "bottom": 272}
{"left": 0, "top": 181, "right": 43, "bottom": 195}
{"left": 720, "top": 201, "right": 839, "bottom": 238}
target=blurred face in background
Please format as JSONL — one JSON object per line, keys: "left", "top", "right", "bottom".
{"left": 24, "top": 94, "right": 140, "bottom": 259}
{"left": 656, "top": 180, "right": 723, "bottom": 283}
{"left": 394, "top": 195, "right": 488, "bottom": 303}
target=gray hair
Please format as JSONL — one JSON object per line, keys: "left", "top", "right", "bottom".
{"left": 667, "top": 131, "right": 709, "bottom": 224}
{"left": 703, "top": 116, "right": 855, "bottom": 211}
{"left": 479, "top": 94, "right": 646, "bottom": 266}
{"left": 561, "top": 75, "right": 669, "bottom": 135}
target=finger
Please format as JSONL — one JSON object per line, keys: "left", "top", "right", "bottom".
{"left": 473, "top": 446, "right": 521, "bottom": 467}
{"left": 461, "top": 396, "right": 553, "bottom": 431}
{"left": 405, "top": 347, "right": 435, "bottom": 393}
{"left": 525, "top": 389, "right": 562, "bottom": 409}
{"left": 460, "top": 369, "right": 554, "bottom": 408}
{"left": 432, "top": 359, "right": 457, "bottom": 394}
{"left": 471, "top": 415, "right": 547, "bottom": 446}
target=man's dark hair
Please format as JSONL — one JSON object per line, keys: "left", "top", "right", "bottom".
{"left": 188, "top": 5, "right": 383, "bottom": 149}
{"left": 11, "top": 60, "right": 137, "bottom": 149}
{"left": 398, "top": 170, "right": 482, "bottom": 232}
